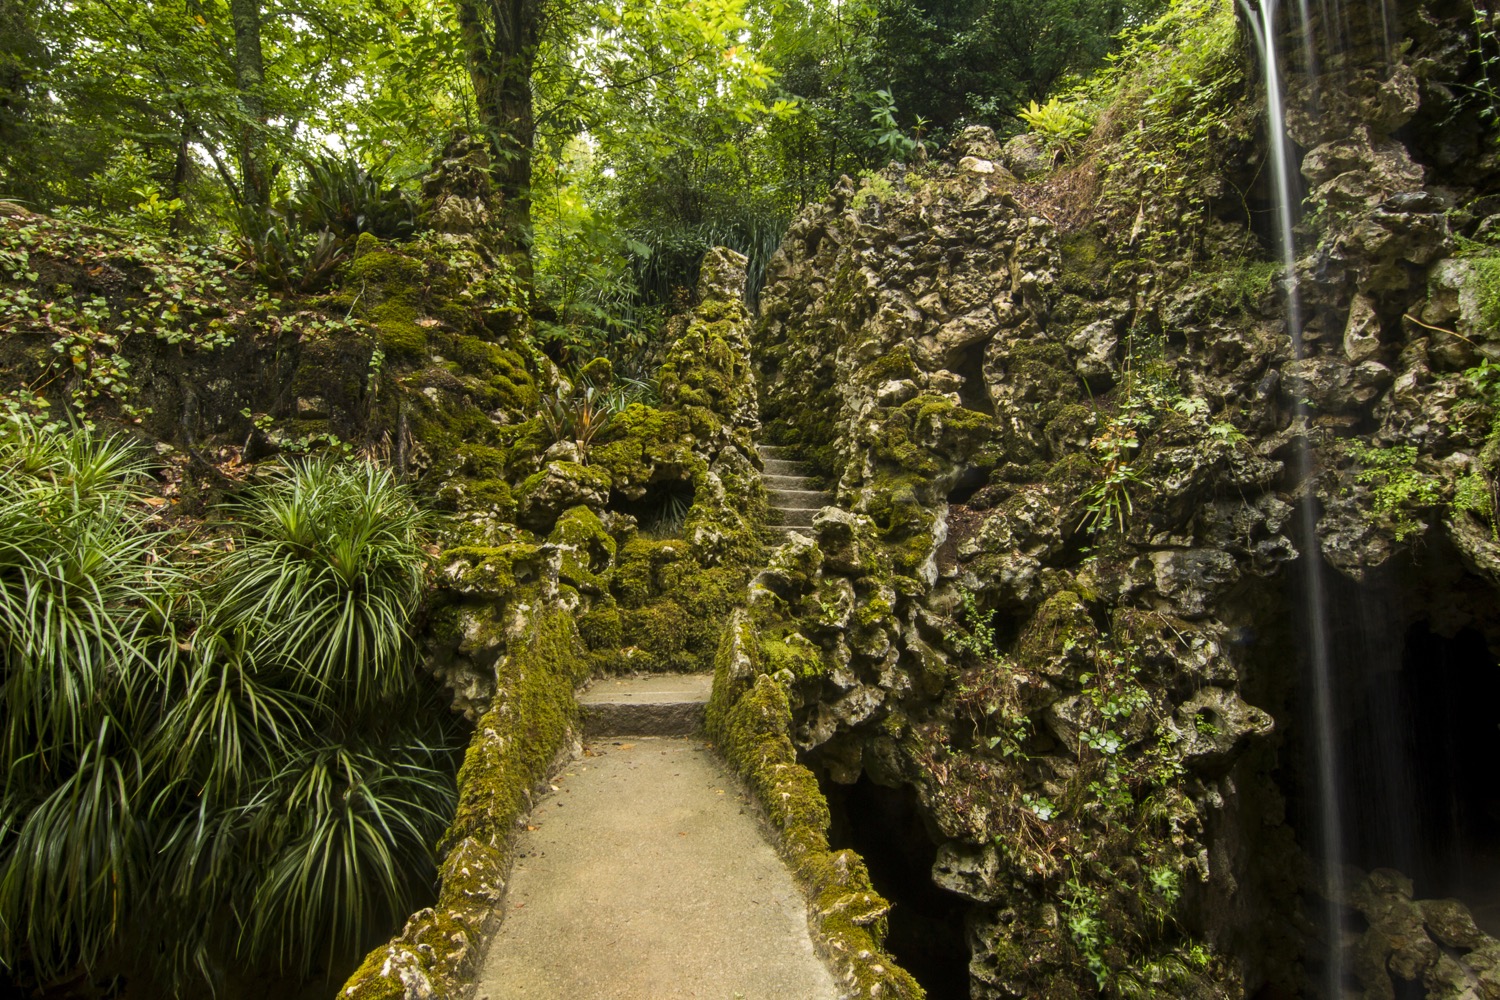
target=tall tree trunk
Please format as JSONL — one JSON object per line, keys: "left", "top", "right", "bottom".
{"left": 168, "top": 114, "right": 192, "bottom": 235}
{"left": 453, "top": 0, "right": 540, "bottom": 261}
{"left": 229, "top": 0, "right": 268, "bottom": 210}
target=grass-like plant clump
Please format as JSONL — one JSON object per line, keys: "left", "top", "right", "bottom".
{"left": 0, "top": 419, "right": 458, "bottom": 996}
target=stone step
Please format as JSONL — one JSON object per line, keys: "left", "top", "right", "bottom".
{"left": 769, "top": 488, "right": 833, "bottom": 506}
{"left": 776, "top": 508, "right": 820, "bottom": 527}
{"left": 763, "top": 524, "right": 814, "bottom": 540}
{"left": 762, "top": 458, "right": 811, "bottom": 476}
{"left": 578, "top": 674, "right": 712, "bottom": 736}
{"left": 756, "top": 444, "right": 800, "bottom": 461}
{"left": 765, "top": 473, "right": 820, "bottom": 490}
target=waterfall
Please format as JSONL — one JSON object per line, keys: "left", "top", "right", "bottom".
{"left": 1238, "top": 0, "right": 1347, "bottom": 993}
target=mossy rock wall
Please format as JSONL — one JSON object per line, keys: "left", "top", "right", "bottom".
{"left": 749, "top": 2, "right": 1500, "bottom": 995}
{"left": 705, "top": 609, "right": 924, "bottom": 1000}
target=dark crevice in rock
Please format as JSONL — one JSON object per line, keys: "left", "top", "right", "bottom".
{"left": 607, "top": 480, "right": 696, "bottom": 536}
{"left": 946, "top": 466, "right": 989, "bottom": 505}
{"left": 953, "top": 342, "right": 995, "bottom": 415}
{"left": 819, "top": 772, "right": 973, "bottom": 1000}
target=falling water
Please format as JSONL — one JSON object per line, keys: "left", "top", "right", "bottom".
{"left": 1238, "top": 0, "right": 1346, "bottom": 994}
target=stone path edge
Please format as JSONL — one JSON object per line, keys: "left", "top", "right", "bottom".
{"left": 340, "top": 604, "right": 588, "bottom": 1000}
{"left": 706, "top": 607, "right": 926, "bottom": 1000}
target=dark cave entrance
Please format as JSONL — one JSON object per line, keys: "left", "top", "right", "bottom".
{"left": 952, "top": 342, "right": 995, "bottom": 416}
{"left": 818, "top": 773, "right": 973, "bottom": 1000}
{"left": 1398, "top": 622, "right": 1500, "bottom": 933}
{"left": 607, "top": 479, "right": 695, "bottom": 536}
{"left": 1269, "top": 553, "right": 1500, "bottom": 938}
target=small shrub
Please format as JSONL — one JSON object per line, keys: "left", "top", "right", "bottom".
{"left": 1348, "top": 443, "right": 1442, "bottom": 541}
{"left": 1018, "top": 97, "right": 1094, "bottom": 160}
{"left": 208, "top": 459, "right": 429, "bottom": 712}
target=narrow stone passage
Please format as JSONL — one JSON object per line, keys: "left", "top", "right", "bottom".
{"left": 475, "top": 679, "right": 839, "bottom": 1000}
{"left": 760, "top": 444, "right": 832, "bottom": 541}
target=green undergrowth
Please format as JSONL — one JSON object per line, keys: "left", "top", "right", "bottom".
{"left": 1453, "top": 233, "right": 1500, "bottom": 331}
{"left": 705, "top": 610, "right": 925, "bottom": 1000}
{"left": 1066, "top": 0, "right": 1251, "bottom": 265}
{"left": 339, "top": 600, "right": 586, "bottom": 1000}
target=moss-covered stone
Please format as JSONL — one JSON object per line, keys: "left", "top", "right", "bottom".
{"left": 1058, "top": 231, "right": 1110, "bottom": 295}
{"left": 578, "top": 356, "right": 613, "bottom": 386}
{"left": 706, "top": 612, "right": 924, "bottom": 999}
{"left": 549, "top": 505, "right": 616, "bottom": 595}
{"left": 760, "top": 632, "right": 828, "bottom": 681}
{"left": 864, "top": 344, "right": 921, "bottom": 384}
{"left": 590, "top": 403, "right": 695, "bottom": 498}
{"left": 441, "top": 542, "right": 542, "bottom": 597}
{"left": 339, "top": 599, "right": 586, "bottom": 1000}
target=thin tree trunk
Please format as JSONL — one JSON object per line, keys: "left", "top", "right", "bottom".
{"left": 168, "top": 113, "right": 191, "bottom": 235}
{"left": 229, "top": 0, "right": 268, "bottom": 209}
{"left": 454, "top": 0, "right": 539, "bottom": 262}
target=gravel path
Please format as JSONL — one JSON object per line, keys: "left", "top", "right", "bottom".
{"left": 475, "top": 736, "right": 840, "bottom": 1000}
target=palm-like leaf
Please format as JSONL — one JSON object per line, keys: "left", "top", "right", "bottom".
{"left": 0, "top": 425, "right": 176, "bottom": 778}
{"left": 0, "top": 716, "right": 146, "bottom": 982}
{"left": 0, "top": 431, "right": 450, "bottom": 994}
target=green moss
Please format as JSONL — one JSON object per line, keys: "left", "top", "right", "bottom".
{"left": 339, "top": 944, "right": 424, "bottom": 1000}
{"left": 858, "top": 473, "right": 933, "bottom": 578}
{"left": 440, "top": 542, "right": 542, "bottom": 595}
{"left": 549, "top": 505, "right": 617, "bottom": 594}
{"left": 456, "top": 443, "right": 509, "bottom": 479}
{"left": 607, "top": 536, "right": 749, "bottom": 673}
{"left": 760, "top": 633, "right": 827, "bottom": 680}
{"left": 865, "top": 344, "right": 921, "bottom": 384}
{"left": 590, "top": 404, "right": 695, "bottom": 493}
{"left": 1045, "top": 451, "right": 1097, "bottom": 489}
{"left": 449, "top": 336, "right": 540, "bottom": 413}
{"left": 706, "top": 614, "right": 924, "bottom": 999}
{"left": 1059, "top": 232, "right": 1109, "bottom": 294}
{"left": 578, "top": 356, "right": 613, "bottom": 386}
{"left": 340, "top": 599, "right": 586, "bottom": 999}
{"left": 578, "top": 600, "right": 623, "bottom": 652}
{"left": 612, "top": 536, "right": 664, "bottom": 606}
{"left": 1017, "top": 590, "right": 1098, "bottom": 666}
{"left": 620, "top": 602, "right": 691, "bottom": 666}
{"left": 370, "top": 300, "right": 428, "bottom": 358}
{"left": 516, "top": 461, "right": 611, "bottom": 500}
{"left": 347, "top": 241, "right": 426, "bottom": 289}
{"left": 871, "top": 393, "right": 997, "bottom": 477}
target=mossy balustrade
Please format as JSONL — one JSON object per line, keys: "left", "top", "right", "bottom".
{"left": 339, "top": 600, "right": 586, "bottom": 1000}
{"left": 706, "top": 609, "right": 925, "bottom": 1000}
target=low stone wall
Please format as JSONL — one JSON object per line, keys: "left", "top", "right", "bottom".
{"left": 339, "top": 601, "right": 586, "bottom": 1000}
{"left": 706, "top": 608, "right": 925, "bottom": 1000}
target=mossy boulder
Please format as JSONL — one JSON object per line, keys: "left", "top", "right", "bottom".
{"left": 516, "top": 461, "right": 611, "bottom": 532}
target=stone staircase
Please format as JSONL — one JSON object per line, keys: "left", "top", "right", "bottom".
{"left": 759, "top": 444, "right": 833, "bottom": 541}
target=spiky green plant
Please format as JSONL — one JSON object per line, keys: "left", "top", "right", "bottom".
{"left": 0, "top": 420, "right": 179, "bottom": 980}
{"left": 208, "top": 459, "right": 429, "bottom": 714}
{"left": 148, "top": 458, "right": 447, "bottom": 987}
{"left": 240, "top": 738, "right": 455, "bottom": 976}
{"left": 0, "top": 427, "right": 454, "bottom": 995}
